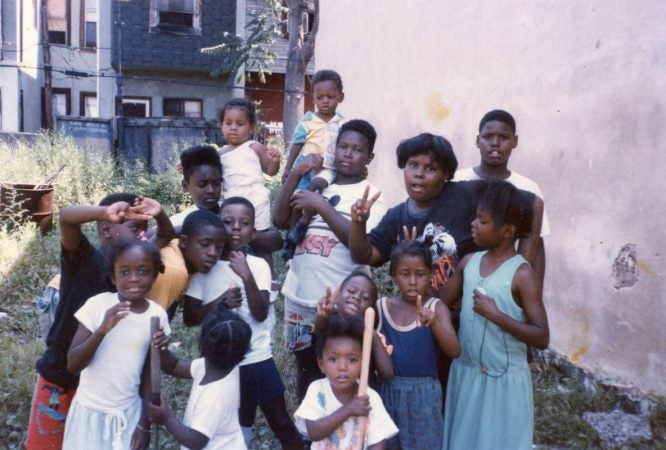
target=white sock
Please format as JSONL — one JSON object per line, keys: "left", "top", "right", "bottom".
{"left": 241, "top": 426, "right": 253, "bottom": 447}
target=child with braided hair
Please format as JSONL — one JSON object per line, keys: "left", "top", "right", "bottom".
{"left": 441, "top": 181, "right": 549, "bottom": 449}
{"left": 149, "top": 309, "right": 252, "bottom": 450}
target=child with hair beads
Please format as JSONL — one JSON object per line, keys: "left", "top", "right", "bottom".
{"left": 294, "top": 313, "right": 398, "bottom": 450}
{"left": 441, "top": 181, "right": 549, "bottom": 450}
{"left": 281, "top": 69, "right": 346, "bottom": 259}
{"left": 313, "top": 271, "right": 394, "bottom": 382}
{"left": 149, "top": 309, "right": 251, "bottom": 450}
{"left": 376, "top": 240, "right": 460, "bottom": 450}
{"left": 184, "top": 197, "right": 304, "bottom": 449}
{"left": 62, "top": 239, "right": 170, "bottom": 450}
{"left": 218, "top": 98, "right": 283, "bottom": 285}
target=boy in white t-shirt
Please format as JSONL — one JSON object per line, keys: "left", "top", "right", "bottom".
{"left": 184, "top": 197, "right": 304, "bottom": 449}
{"left": 454, "top": 109, "right": 549, "bottom": 288}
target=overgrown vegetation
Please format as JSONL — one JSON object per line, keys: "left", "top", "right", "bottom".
{"left": 1, "top": 135, "right": 664, "bottom": 449}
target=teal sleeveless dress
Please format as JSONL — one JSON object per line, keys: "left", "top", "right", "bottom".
{"left": 442, "top": 251, "right": 533, "bottom": 450}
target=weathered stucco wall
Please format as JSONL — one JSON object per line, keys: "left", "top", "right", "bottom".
{"left": 316, "top": 0, "right": 666, "bottom": 395}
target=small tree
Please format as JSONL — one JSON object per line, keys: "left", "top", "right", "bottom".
{"left": 283, "top": 0, "right": 319, "bottom": 144}
{"left": 203, "top": 0, "right": 319, "bottom": 143}
{"left": 201, "top": 0, "right": 285, "bottom": 84}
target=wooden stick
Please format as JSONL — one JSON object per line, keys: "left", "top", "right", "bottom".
{"left": 150, "top": 317, "right": 161, "bottom": 450}
{"left": 355, "top": 308, "right": 375, "bottom": 450}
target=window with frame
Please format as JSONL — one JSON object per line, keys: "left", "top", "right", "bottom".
{"left": 122, "top": 98, "right": 151, "bottom": 117}
{"left": 163, "top": 98, "right": 202, "bottom": 118}
{"left": 41, "top": 87, "right": 71, "bottom": 127}
{"left": 80, "top": 0, "right": 96, "bottom": 49}
{"left": 150, "top": 0, "right": 202, "bottom": 35}
{"left": 80, "top": 92, "right": 97, "bottom": 117}
{"left": 47, "top": 0, "right": 69, "bottom": 45}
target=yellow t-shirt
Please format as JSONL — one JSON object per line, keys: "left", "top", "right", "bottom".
{"left": 148, "top": 239, "right": 189, "bottom": 311}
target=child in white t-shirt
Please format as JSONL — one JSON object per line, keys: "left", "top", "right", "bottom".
{"left": 62, "top": 240, "right": 170, "bottom": 450}
{"left": 184, "top": 197, "right": 304, "bottom": 449}
{"left": 149, "top": 309, "right": 251, "bottom": 450}
{"left": 294, "top": 312, "right": 398, "bottom": 450}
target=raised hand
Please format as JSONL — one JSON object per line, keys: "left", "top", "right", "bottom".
{"left": 351, "top": 185, "right": 382, "bottom": 223}
{"left": 130, "top": 196, "right": 161, "bottom": 220}
{"left": 316, "top": 286, "right": 337, "bottom": 318}
{"left": 100, "top": 301, "right": 131, "bottom": 333}
{"left": 402, "top": 225, "right": 418, "bottom": 241}
{"left": 416, "top": 295, "right": 435, "bottom": 327}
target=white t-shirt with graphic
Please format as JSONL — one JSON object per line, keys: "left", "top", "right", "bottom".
{"left": 295, "top": 378, "right": 398, "bottom": 449}
{"left": 282, "top": 180, "right": 387, "bottom": 307}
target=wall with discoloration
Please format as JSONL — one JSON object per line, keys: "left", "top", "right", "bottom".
{"left": 316, "top": 1, "right": 666, "bottom": 395}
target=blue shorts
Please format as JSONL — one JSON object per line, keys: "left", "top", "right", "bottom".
{"left": 239, "top": 358, "right": 286, "bottom": 409}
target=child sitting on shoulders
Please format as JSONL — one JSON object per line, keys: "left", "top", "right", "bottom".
{"left": 295, "top": 312, "right": 398, "bottom": 450}
{"left": 441, "top": 181, "right": 549, "bottom": 450}
{"left": 219, "top": 97, "right": 283, "bottom": 292}
{"left": 62, "top": 239, "right": 170, "bottom": 450}
{"left": 183, "top": 197, "right": 304, "bottom": 449}
{"left": 376, "top": 240, "right": 460, "bottom": 450}
{"left": 281, "top": 69, "right": 346, "bottom": 259}
{"left": 149, "top": 309, "right": 251, "bottom": 450}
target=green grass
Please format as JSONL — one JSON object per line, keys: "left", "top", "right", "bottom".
{"left": 1, "top": 134, "right": 664, "bottom": 449}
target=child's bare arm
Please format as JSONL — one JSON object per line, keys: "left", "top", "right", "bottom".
{"left": 134, "top": 197, "right": 175, "bottom": 249}
{"left": 182, "top": 296, "right": 217, "bottom": 327}
{"left": 473, "top": 264, "right": 549, "bottom": 349}
{"left": 151, "top": 329, "right": 192, "bottom": 378}
{"left": 437, "top": 254, "right": 470, "bottom": 308}
{"left": 290, "top": 190, "right": 351, "bottom": 245}
{"left": 228, "top": 251, "right": 269, "bottom": 322}
{"left": 313, "top": 287, "right": 336, "bottom": 334}
{"left": 430, "top": 301, "right": 461, "bottom": 358}
{"left": 282, "top": 142, "right": 304, "bottom": 182}
{"left": 349, "top": 186, "right": 384, "bottom": 265}
{"left": 372, "top": 332, "right": 394, "bottom": 380}
{"left": 273, "top": 154, "right": 323, "bottom": 229}
{"left": 251, "top": 141, "right": 281, "bottom": 176}
{"left": 67, "top": 301, "right": 131, "bottom": 373}
{"left": 59, "top": 202, "right": 130, "bottom": 253}
{"left": 306, "top": 395, "right": 370, "bottom": 441}
{"left": 517, "top": 195, "right": 544, "bottom": 268}
{"left": 148, "top": 395, "right": 208, "bottom": 450}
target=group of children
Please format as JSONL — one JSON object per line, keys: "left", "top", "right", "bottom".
{"left": 24, "top": 67, "right": 550, "bottom": 450}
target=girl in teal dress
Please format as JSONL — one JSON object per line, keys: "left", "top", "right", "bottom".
{"left": 441, "top": 181, "right": 550, "bottom": 450}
